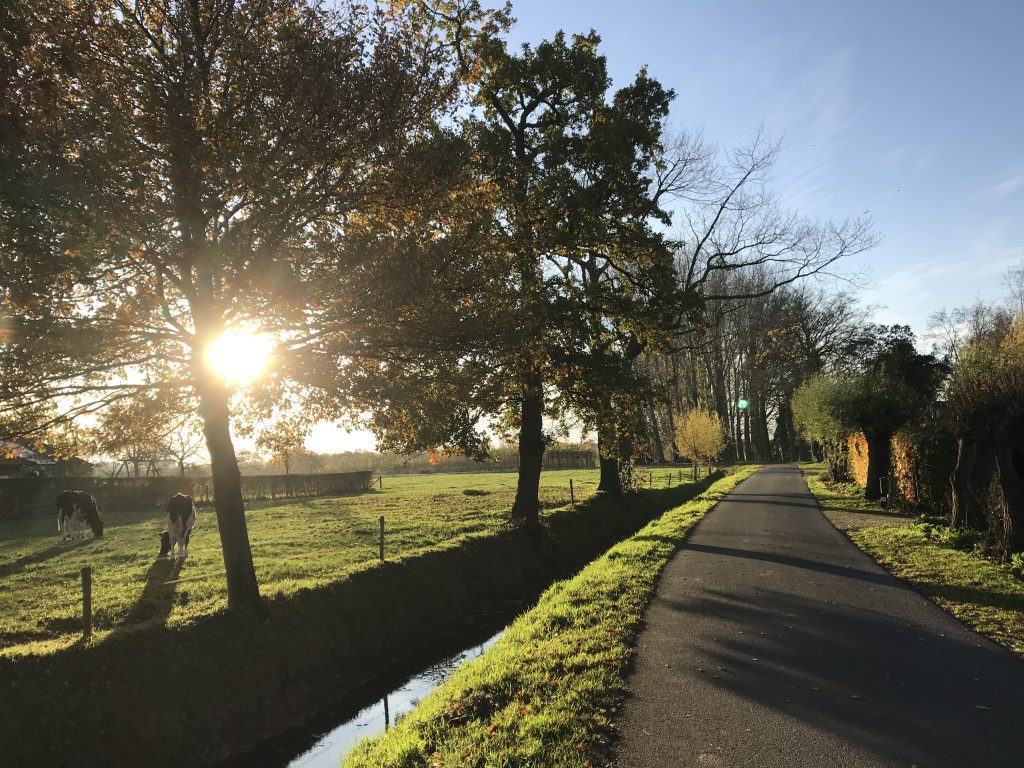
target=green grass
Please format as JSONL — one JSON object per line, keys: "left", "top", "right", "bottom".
{"left": 1, "top": 467, "right": 723, "bottom": 768}
{"left": 804, "top": 473, "right": 1024, "bottom": 656}
{"left": 0, "top": 467, "right": 691, "bottom": 656}
{"left": 341, "top": 465, "right": 761, "bottom": 768}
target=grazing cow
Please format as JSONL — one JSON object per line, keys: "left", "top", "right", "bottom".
{"left": 56, "top": 490, "right": 104, "bottom": 540}
{"left": 159, "top": 493, "right": 196, "bottom": 559}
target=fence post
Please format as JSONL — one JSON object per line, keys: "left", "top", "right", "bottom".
{"left": 569, "top": 478, "right": 575, "bottom": 507}
{"left": 378, "top": 475, "right": 383, "bottom": 490}
{"left": 379, "top": 516, "right": 385, "bottom": 561}
{"left": 81, "top": 566, "right": 92, "bottom": 640}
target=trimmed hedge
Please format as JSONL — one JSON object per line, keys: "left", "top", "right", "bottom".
{"left": 342, "top": 466, "right": 760, "bottom": 767}
{"left": 0, "top": 474, "right": 722, "bottom": 768}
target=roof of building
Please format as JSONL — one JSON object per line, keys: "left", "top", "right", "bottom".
{"left": 0, "top": 442, "right": 58, "bottom": 465}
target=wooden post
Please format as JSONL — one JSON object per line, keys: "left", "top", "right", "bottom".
{"left": 379, "top": 516, "right": 385, "bottom": 561}
{"left": 569, "top": 478, "right": 575, "bottom": 507}
{"left": 378, "top": 475, "right": 383, "bottom": 490}
{"left": 81, "top": 566, "right": 92, "bottom": 639}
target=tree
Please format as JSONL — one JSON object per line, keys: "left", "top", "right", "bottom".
{"left": 352, "top": 29, "right": 680, "bottom": 523}
{"left": 254, "top": 415, "right": 310, "bottom": 477}
{"left": 164, "top": 417, "right": 206, "bottom": 478}
{"left": 948, "top": 320, "right": 1024, "bottom": 556}
{"left": 88, "top": 393, "right": 176, "bottom": 478}
{"left": 792, "top": 373, "right": 849, "bottom": 480}
{"left": 674, "top": 410, "right": 725, "bottom": 479}
{"left": 0, "top": 0, "right": 487, "bottom": 610}
{"left": 828, "top": 326, "right": 947, "bottom": 500}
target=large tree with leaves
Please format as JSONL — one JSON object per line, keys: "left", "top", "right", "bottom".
{"left": 816, "top": 326, "right": 948, "bottom": 500}
{"left": 463, "top": 31, "right": 679, "bottom": 522}
{"left": 0, "top": 0, "right": 497, "bottom": 610}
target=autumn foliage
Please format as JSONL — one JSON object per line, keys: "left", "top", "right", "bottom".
{"left": 674, "top": 410, "right": 726, "bottom": 477}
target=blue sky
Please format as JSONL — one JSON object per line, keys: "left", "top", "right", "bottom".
{"left": 508, "top": 0, "right": 1024, "bottom": 334}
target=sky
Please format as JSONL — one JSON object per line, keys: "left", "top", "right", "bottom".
{"left": 506, "top": 0, "right": 1024, "bottom": 325}
{"left": 308, "top": 0, "right": 1024, "bottom": 454}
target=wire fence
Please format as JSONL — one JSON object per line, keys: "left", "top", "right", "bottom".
{"left": 2, "top": 466, "right": 712, "bottom": 647}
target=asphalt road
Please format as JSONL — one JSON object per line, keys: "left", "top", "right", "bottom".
{"left": 613, "top": 466, "right": 1024, "bottom": 768}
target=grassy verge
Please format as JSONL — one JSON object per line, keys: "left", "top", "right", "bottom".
{"left": 0, "top": 467, "right": 695, "bottom": 655}
{"left": 0, "top": 469, "right": 716, "bottom": 768}
{"left": 804, "top": 471, "right": 1024, "bottom": 655}
{"left": 342, "top": 465, "right": 761, "bottom": 768}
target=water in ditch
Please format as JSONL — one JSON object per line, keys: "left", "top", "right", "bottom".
{"left": 287, "top": 629, "right": 503, "bottom": 767}
{"left": 217, "top": 622, "right": 507, "bottom": 768}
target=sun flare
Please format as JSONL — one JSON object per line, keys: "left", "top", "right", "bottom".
{"left": 204, "top": 327, "right": 274, "bottom": 386}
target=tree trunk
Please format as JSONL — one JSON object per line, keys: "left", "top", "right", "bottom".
{"left": 734, "top": 407, "right": 745, "bottom": 462}
{"left": 950, "top": 436, "right": 991, "bottom": 530}
{"left": 645, "top": 400, "right": 665, "bottom": 463}
{"left": 197, "top": 380, "right": 262, "bottom": 612}
{"left": 864, "top": 431, "right": 892, "bottom": 501}
{"left": 596, "top": 411, "right": 623, "bottom": 497}
{"left": 664, "top": 404, "right": 681, "bottom": 462}
{"left": 776, "top": 401, "right": 797, "bottom": 462}
{"left": 753, "top": 398, "right": 771, "bottom": 462}
{"left": 743, "top": 408, "right": 753, "bottom": 462}
{"left": 598, "top": 452, "right": 622, "bottom": 497}
{"left": 512, "top": 376, "right": 544, "bottom": 526}
{"left": 995, "top": 426, "right": 1024, "bottom": 559}
{"left": 616, "top": 429, "right": 635, "bottom": 492}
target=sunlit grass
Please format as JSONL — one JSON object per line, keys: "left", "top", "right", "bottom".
{"left": 341, "top": 466, "right": 760, "bottom": 768}
{"left": 0, "top": 467, "right": 692, "bottom": 656}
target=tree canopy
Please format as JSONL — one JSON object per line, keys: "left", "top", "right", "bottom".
{"left": 0, "top": 0, "right": 500, "bottom": 609}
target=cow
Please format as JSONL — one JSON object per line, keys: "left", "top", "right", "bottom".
{"left": 56, "top": 490, "right": 104, "bottom": 540}
{"left": 159, "top": 493, "right": 196, "bottom": 559}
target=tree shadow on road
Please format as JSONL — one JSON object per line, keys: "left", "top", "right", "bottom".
{"left": 642, "top": 586, "right": 1024, "bottom": 767}
{"left": 681, "top": 542, "right": 895, "bottom": 587}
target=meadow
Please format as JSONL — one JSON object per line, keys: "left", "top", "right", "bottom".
{"left": 0, "top": 467, "right": 692, "bottom": 656}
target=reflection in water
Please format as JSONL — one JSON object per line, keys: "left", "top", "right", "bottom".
{"left": 285, "top": 631, "right": 503, "bottom": 768}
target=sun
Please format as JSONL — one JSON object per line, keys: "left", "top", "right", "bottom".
{"left": 204, "top": 327, "right": 274, "bottom": 386}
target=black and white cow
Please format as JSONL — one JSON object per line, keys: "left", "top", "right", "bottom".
{"left": 56, "top": 490, "right": 104, "bottom": 540}
{"left": 159, "top": 493, "right": 196, "bottom": 559}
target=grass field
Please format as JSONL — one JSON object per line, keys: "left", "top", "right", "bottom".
{"left": 801, "top": 466, "right": 1024, "bottom": 656}
{"left": 0, "top": 466, "right": 695, "bottom": 656}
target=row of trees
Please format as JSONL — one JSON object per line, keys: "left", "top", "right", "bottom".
{"left": 944, "top": 301, "right": 1024, "bottom": 557}
{"left": 792, "top": 326, "right": 947, "bottom": 499}
{"left": 787, "top": 259, "right": 1024, "bottom": 562}
{"left": 0, "top": 1, "right": 873, "bottom": 610}
{"left": 635, "top": 274, "right": 874, "bottom": 466}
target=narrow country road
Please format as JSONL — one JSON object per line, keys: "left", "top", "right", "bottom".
{"left": 613, "top": 466, "right": 1024, "bottom": 768}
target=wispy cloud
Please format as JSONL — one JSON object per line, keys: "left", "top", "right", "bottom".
{"left": 771, "top": 45, "right": 860, "bottom": 209}
{"left": 992, "top": 172, "right": 1024, "bottom": 198}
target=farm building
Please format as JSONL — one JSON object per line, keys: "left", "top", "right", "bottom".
{"left": 0, "top": 442, "right": 91, "bottom": 479}
{"left": 0, "top": 442, "right": 58, "bottom": 478}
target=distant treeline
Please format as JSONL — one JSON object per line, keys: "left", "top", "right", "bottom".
{"left": 312, "top": 445, "right": 597, "bottom": 475}
{"left": 161, "top": 443, "right": 599, "bottom": 478}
